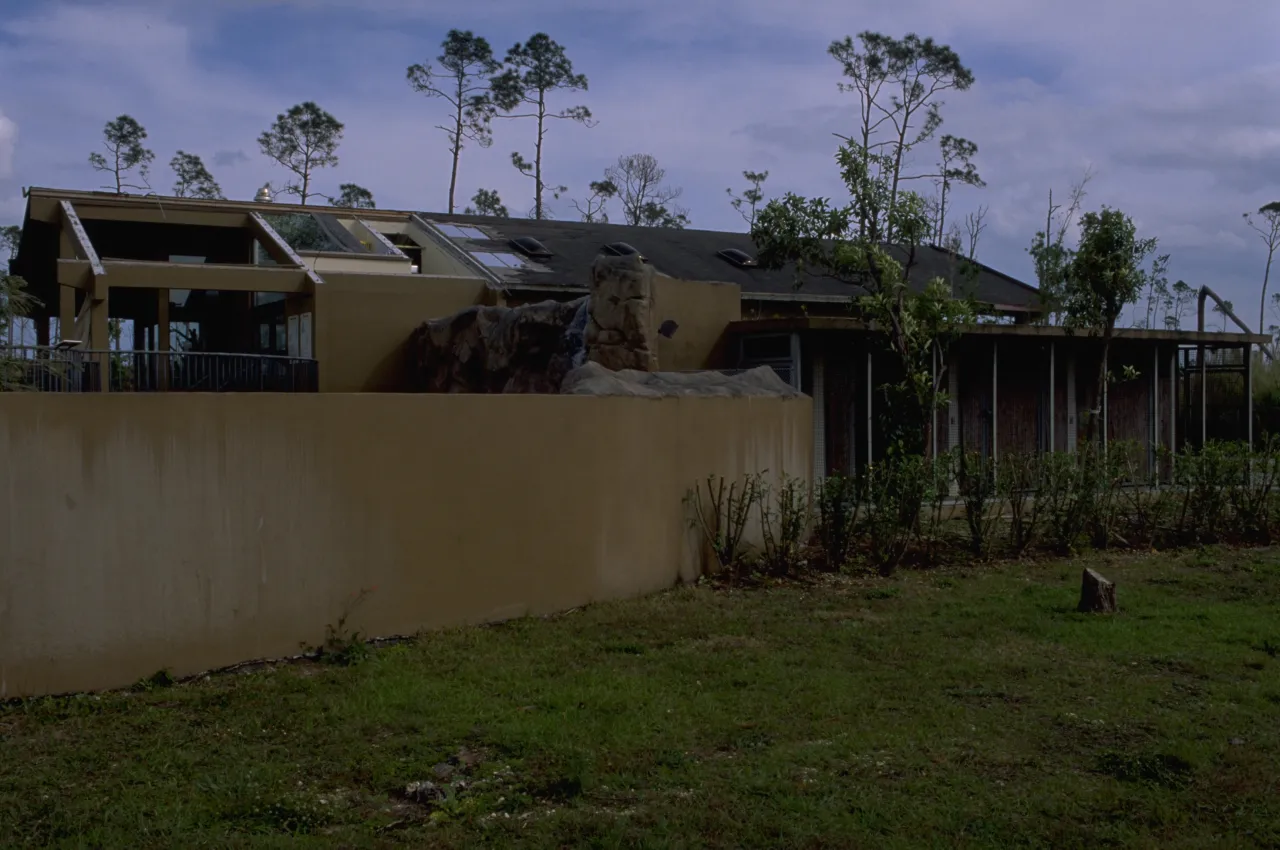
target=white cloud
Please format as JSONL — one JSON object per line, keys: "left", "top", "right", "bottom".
{"left": 2, "top": 0, "right": 1279, "bottom": 315}
{"left": 0, "top": 109, "right": 16, "bottom": 178}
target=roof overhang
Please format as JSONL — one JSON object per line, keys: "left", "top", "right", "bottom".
{"left": 727, "top": 316, "right": 1269, "bottom": 346}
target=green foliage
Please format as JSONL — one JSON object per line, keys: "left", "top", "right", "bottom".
{"left": 0, "top": 271, "right": 39, "bottom": 391}
{"left": 407, "top": 29, "right": 501, "bottom": 214}
{"left": 570, "top": 179, "right": 617, "bottom": 223}
{"left": 465, "top": 188, "right": 508, "bottom": 217}
{"left": 257, "top": 102, "right": 344, "bottom": 205}
{"left": 757, "top": 475, "right": 811, "bottom": 577}
{"left": 88, "top": 114, "right": 155, "bottom": 193}
{"left": 169, "top": 151, "right": 223, "bottom": 200}
{"left": 956, "top": 450, "right": 999, "bottom": 556}
{"left": 727, "top": 169, "right": 770, "bottom": 227}
{"left": 328, "top": 183, "right": 376, "bottom": 210}
{"left": 752, "top": 144, "right": 975, "bottom": 453}
{"left": 815, "top": 474, "right": 862, "bottom": 570}
{"left": 490, "top": 33, "right": 593, "bottom": 220}
{"left": 307, "top": 588, "right": 376, "bottom": 666}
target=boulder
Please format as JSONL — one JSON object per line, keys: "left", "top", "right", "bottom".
{"left": 585, "top": 254, "right": 658, "bottom": 372}
{"left": 561, "top": 361, "right": 801, "bottom": 398}
{"left": 407, "top": 297, "right": 587, "bottom": 393}
{"left": 1077, "top": 568, "right": 1118, "bottom": 614}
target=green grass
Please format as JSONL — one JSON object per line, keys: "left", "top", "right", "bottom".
{"left": 3, "top": 549, "right": 1280, "bottom": 848}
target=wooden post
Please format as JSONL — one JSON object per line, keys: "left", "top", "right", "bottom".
{"left": 1049, "top": 341, "right": 1056, "bottom": 454}
{"left": 1152, "top": 344, "right": 1159, "bottom": 482}
{"left": 157, "top": 289, "right": 170, "bottom": 391}
{"left": 866, "top": 349, "right": 873, "bottom": 467}
{"left": 1245, "top": 342, "right": 1253, "bottom": 450}
{"left": 58, "top": 286, "right": 75, "bottom": 343}
{"left": 1201, "top": 346, "right": 1208, "bottom": 449}
{"left": 992, "top": 339, "right": 998, "bottom": 474}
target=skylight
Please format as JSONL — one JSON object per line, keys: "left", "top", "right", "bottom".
{"left": 717, "top": 248, "right": 758, "bottom": 268}
{"left": 602, "top": 242, "right": 640, "bottom": 257}
{"left": 437, "top": 223, "right": 488, "bottom": 240}
{"left": 469, "top": 251, "right": 525, "bottom": 269}
{"left": 509, "top": 236, "right": 552, "bottom": 259}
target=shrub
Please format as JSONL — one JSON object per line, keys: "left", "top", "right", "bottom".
{"left": 758, "top": 474, "right": 811, "bottom": 576}
{"left": 685, "top": 472, "right": 766, "bottom": 576}
{"left": 814, "top": 474, "right": 861, "bottom": 571}
{"left": 956, "top": 449, "right": 1000, "bottom": 557}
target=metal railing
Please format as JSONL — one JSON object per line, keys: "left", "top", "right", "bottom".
{"left": 2, "top": 346, "right": 318, "bottom": 393}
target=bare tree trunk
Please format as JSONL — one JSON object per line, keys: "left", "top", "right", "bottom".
{"left": 533, "top": 94, "right": 546, "bottom": 220}
{"left": 1260, "top": 249, "right": 1274, "bottom": 338}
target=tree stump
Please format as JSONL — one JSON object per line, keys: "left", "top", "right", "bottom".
{"left": 1078, "top": 568, "right": 1118, "bottom": 613}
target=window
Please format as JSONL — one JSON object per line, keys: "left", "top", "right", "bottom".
{"left": 436, "top": 223, "right": 488, "bottom": 240}
{"left": 469, "top": 251, "right": 525, "bottom": 269}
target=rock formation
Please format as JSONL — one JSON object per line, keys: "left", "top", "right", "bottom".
{"left": 585, "top": 253, "right": 658, "bottom": 372}
{"left": 561, "top": 361, "right": 801, "bottom": 398}
{"left": 407, "top": 297, "right": 588, "bottom": 393}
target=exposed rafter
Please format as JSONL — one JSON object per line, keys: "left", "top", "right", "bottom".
{"left": 57, "top": 258, "right": 310, "bottom": 293}
{"left": 248, "top": 211, "right": 325, "bottom": 291}
{"left": 59, "top": 200, "right": 105, "bottom": 278}
{"left": 353, "top": 219, "right": 409, "bottom": 259}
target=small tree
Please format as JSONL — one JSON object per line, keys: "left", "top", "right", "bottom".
{"left": 929, "top": 134, "right": 984, "bottom": 243}
{"left": 169, "top": 151, "right": 224, "bottom": 199}
{"left": 828, "top": 32, "right": 975, "bottom": 240}
{"left": 570, "top": 179, "right": 617, "bottom": 223}
{"left": 328, "top": 183, "right": 376, "bottom": 209}
{"left": 407, "top": 30, "right": 501, "bottom": 215}
{"left": 727, "top": 170, "right": 770, "bottom": 228}
{"left": 465, "top": 188, "right": 508, "bottom": 217}
{"left": 257, "top": 102, "right": 344, "bottom": 205}
{"left": 1028, "top": 167, "right": 1094, "bottom": 325}
{"left": 1244, "top": 201, "right": 1280, "bottom": 336}
{"left": 605, "top": 153, "right": 687, "bottom": 227}
{"left": 490, "top": 33, "right": 594, "bottom": 220}
{"left": 753, "top": 141, "right": 973, "bottom": 455}
{"left": 1062, "top": 207, "right": 1157, "bottom": 441}
{"left": 88, "top": 115, "right": 155, "bottom": 193}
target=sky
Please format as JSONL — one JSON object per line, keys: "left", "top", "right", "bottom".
{"left": 1, "top": 0, "right": 1279, "bottom": 330}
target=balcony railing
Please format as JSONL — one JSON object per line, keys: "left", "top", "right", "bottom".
{"left": 2, "top": 346, "right": 318, "bottom": 393}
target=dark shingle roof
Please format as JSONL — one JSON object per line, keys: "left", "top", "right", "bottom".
{"left": 416, "top": 212, "right": 1043, "bottom": 312}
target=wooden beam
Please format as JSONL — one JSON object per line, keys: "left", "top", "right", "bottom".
{"left": 57, "top": 259, "right": 309, "bottom": 293}
{"left": 248, "top": 212, "right": 325, "bottom": 291}
{"left": 68, "top": 204, "right": 252, "bottom": 229}
{"left": 59, "top": 200, "right": 105, "bottom": 281}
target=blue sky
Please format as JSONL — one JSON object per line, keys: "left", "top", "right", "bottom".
{"left": 2, "top": 0, "right": 1279, "bottom": 328}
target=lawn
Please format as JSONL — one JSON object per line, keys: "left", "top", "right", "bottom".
{"left": 3, "top": 548, "right": 1279, "bottom": 848}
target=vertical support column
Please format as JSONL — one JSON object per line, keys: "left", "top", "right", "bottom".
{"left": 157, "top": 289, "right": 170, "bottom": 391}
{"left": 947, "top": 352, "right": 960, "bottom": 452}
{"left": 1169, "top": 347, "right": 1177, "bottom": 479}
{"left": 58, "top": 286, "right": 75, "bottom": 343}
{"left": 811, "top": 352, "right": 826, "bottom": 484}
{"left": 789, "top": 332, "right": 802, "bottom": 392}
{"left": 1152, "top": 344, "right": 1160, "bottom": 483}
{"left": 991, "top": 339, "right": 999, "bottom": 474}
{"left": 90, "top": 292, "right": 110, "bottom": 391}
{"left": 1049, "top": 341, "right": 1056, "bottom": 454}
{"left": 1200, "top": 345, "right": 1208, "bottom": 448}
{"left": 1066, "top": 352, "right": 1077, "bottom": 454}
{"left": 1102, "top": 356, "right": 1109, "bottom": 456}
{"left": 1245, "top": 342, "right": 1253, "bottom": 451}
{"left": 35, "top": 317, "right": 49, "bottom": 347}
{"left": 866, "top": 349, "right": 873, "bottom": 467}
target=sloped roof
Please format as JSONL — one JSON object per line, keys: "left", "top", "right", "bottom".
{"left": 416, "top": 212, "right": 1043, "bottom": 312}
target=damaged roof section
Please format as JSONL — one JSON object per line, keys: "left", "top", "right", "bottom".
{"left": 416, "top": 211, "right": 1044, "bottom": 315}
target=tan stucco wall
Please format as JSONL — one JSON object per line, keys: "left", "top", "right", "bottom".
{"left": 314, "top": 274, "right": 490, "bottom": 391}
{"left": 653, "top": 276, "right": 742, "bottom": 370}
{"left": 0, "top": 393, "right": 810, "bottom": 697}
